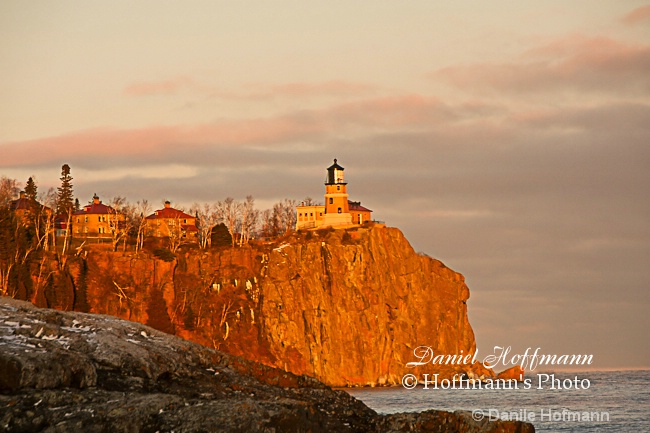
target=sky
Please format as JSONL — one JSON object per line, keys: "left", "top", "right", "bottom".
{"left": 1, "top": 1, "right": 649, "bottom": 370}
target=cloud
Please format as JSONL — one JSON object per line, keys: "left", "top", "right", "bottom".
{"left": 208, "top": 80, "right": 378, "bottom": 102}
{"left": 432, "top": 35, "right": 650, "bottom": 97}
{"left": 0, "top": 93, "right": 473, "bottom": 171}
{"left": 2, "top": 84, "right": 648, "bottom": 371}
{"left": 621, "top": 4, "right": 650, "bottom": 25}
{"left": 124, "top": 76, "right": 194, "bottom": 96}
{"left": 268, "top": 80, "right": 377, "bottom": 97}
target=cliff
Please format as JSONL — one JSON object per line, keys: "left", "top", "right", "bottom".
{"left": 0, "top": 297, "right": 534, "bottom": 433}
{"left": 22, "top": 225, "right": 489, "bottom": 387}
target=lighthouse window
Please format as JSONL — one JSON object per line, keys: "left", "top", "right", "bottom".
{"left": 337, "top": 185, "right": 340, "bottom": 191}
{"left": 329, "top": 198, "right": 333, "bottom": 204}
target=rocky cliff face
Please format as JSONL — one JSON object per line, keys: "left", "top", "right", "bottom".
{"left": 0, "top": 297, "right": 534, "bottom": 433}
{"left": 26, "top": 225, "right": 487, "bottom": 387}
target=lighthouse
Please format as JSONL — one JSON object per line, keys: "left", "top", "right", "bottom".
{"left": 320, "top": 159, "right": 353, "bottom": 227}
{"left": 295, "top": 159, "right": 373, "bottom": 230}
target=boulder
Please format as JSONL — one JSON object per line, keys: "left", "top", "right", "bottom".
{"left": 0, "top": 297, "right": 534, "bottom": 432}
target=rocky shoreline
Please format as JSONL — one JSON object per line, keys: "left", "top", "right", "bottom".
{"left": 0, "top": 297, "right": 534, "bottom": 432}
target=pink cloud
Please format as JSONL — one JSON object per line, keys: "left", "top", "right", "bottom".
{"left": 0, "top": 94, "right": 485, "bottom": 170}
{"left": 433, "top": 35, "right": 650, "bottom": 96}
{"left": 209, "top": 80, "right": 377, "bottom": 101}
{"left": 621, "top": 5, "right": 650, "bottom": 25}
{"left": 270, "top": 80, "right": 376, "bottom": 97}
{"left": 124, "top": 76, "right": 193, "bottom": 96}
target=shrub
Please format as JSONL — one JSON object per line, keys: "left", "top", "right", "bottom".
{"left": 153, "top": 248, "right": 176, "bottom": 262}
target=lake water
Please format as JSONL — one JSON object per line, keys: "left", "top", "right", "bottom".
{"left": 346, "top": 370, "right": 650, "bottom": 432}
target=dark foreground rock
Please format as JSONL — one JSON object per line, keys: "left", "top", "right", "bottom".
{"left": 0, "top": 298, "right": 534, "bottom": 433}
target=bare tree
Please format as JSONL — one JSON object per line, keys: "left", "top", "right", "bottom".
{"left": 133, "top": 199, "right": 151, "bottom": 253}
{"left": 0, "top": 210, "right": 38, "bottom": 297}
{"left": 59, "top": 207, "right": 74, "bottom": 266}
{"left": 0, "top": 176, "right": 20, "bottom": 208}
{"left": 107, "top": 196, "right": 131, "bottom": 252}
{"left": 273, "top": 198, "right": 297, "bottom": 235}
{"left": 258, "top": 208, "right": 272, "bottom": 238}
{"left": 215, "top": 197, "right": 241, "bottom": 247}
{"left": 191, "top": 202, "right": 219, "bottom": 249}
{"left": 167, "top": 212, "right": 186, "bottom": 253}
{"left": 239, "top": 195, "right": 258, "bottom": 246}
{"left": 34, "top": 188, "right": 57, "bottom": 252}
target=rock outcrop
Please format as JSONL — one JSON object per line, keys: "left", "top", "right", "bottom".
{"left": 497, "top": 366, "right": 525, "bottom": 382}
{"left": 0, "top": 298, "right": 535, "bottom": 433}
{"left": 18, "top": 225, "right": 485, "bottom": 387}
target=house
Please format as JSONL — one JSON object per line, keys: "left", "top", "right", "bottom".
{"left": 145, "top": 201, "right": 198, "bottom": 239}
{"left": 296, "top": 159, "right": 373, "bottom": 230}
{"left": 72, "top": 194, "right": 123, "bottom": 238}
{"left": 9, "top": 191, "right": 51, "bottom": 223}
{"left": 348, "top": 201, "right": 373, "bottom": 225}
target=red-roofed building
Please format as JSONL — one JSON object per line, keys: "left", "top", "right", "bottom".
{"left": 72, "top": 194, "right": 124, "bottom": 238}
{"left": 145, "top": 201, "right": 197, "bottom": 240}
{"left": 9, "top": 191, "right": 51, "bottom": 223}
{"left": 348, "top": 201, "right": 373, "bottom": 225}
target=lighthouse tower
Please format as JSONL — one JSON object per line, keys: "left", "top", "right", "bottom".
{"left": 321, "top": 159, "right": 353, "bottom": 227}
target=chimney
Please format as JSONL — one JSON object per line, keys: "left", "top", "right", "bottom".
{"left": 93, "top": 194, "right": 100, "bottom": 205}
{"left": 19, "top": 191, "right": 25, "bottom": 199}
{"left": 164, "top": 201, "right": 171, "bottom": 209}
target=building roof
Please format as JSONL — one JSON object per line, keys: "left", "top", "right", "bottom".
{"left": 74, "top": 202, "right": 116, "bottom": 215}
{"left": 146, "top": 206, "right": 194, "bottom": 220}
{"left": 327, "top": 158, "right": 345, "bottom": 171}
{"left": 348, "top": 200, "right": 372, "bottom": 212}
{"left": 10, "top": 195, "right": 49, "bottom": 213}
{"left": 72, "top": 194, "right": 117, "bottom": 215}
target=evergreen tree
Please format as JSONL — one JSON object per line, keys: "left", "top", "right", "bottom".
{"left": 56, "top": 164, "right": 74, "bottom": 216}
{"left": 24, "top": 177, "right": 37, "bottom": 201}
{"left": 211, "top": 223, "right": 233, "bottom": 247}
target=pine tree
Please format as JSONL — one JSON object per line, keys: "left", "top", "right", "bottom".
{"left": 24, "top": 177, "right": 37, "bottom": 201}
{"left": 56, "top": 164, "right": 74, "bottom": 216}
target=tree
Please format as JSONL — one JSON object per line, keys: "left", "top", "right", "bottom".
{"left": 272, "top": 198, "right": 297, "bottom": 235}
{"left": 107, "top": 196, "right": 132, "bottom": 252}
{"left": 259, "top": 209, "right": 275, "bottom": 238}
{"left": 0, "top": 206, "right": 37, "bottom": 297}
{"left": 167, "top": 212, "right": 186, "bottom": 253}
{"left": 24, "top": 177, "right": 37, "bottom": 201}
{"left": 133, "top": 199, "right": 151, "bottom": 253}
{"left": 239, "top": 195, "right": 258, "bottom": 246}
{"left": 211, "top": 223, "right": 232, "bottom": 247}
{"left": 56, "top": 164, "right": 74, "bottom": 216}
{"left": 215, "top": 197, "right": 241, "bottom": 247}
{"left": 33, "top": 188, "right": 56, "bottom": 252}
{"left": 0, "top": 176, "right": 19, "bottom": 208}
{"left": 191, "top": 202, "right": 218, "bottom": 249}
